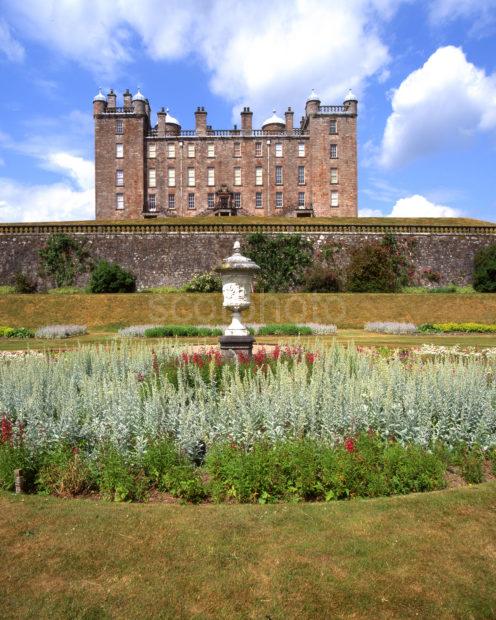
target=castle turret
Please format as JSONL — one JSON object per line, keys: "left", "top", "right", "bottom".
{"left": 285, "top": 107, "right": 294, "bottom": 131}
{"left": 343, "top": 89, "right": 358, "bottom": 115}
{"left": 241, "top": 107, "right": 253, "bottom": 135}
{"left": 165, "top": 109, "right": 180, "bottom": 135}
{"left": 132, "top": 89, "right": 146, "bottom": 115}
{"left": 305, "top": 89, "right": 320, "bottom": 116}
{"left": 195, "top": 106, "right": 207, "bottom": 135}
{"left": 93, "top": 88, "right": 106, "bottom": 115}
{"left": 261, "top": 110, "right": 285, "bottom": 133}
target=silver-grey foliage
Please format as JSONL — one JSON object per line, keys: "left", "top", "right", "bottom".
{"left": 365, "top": 322, "right": 417, "bottom": 334}
{"left": 34, "top": 325, "right": 88, "bottom": 339}
{"left": 0, "top": 343, "right": 494, "bottom": 457}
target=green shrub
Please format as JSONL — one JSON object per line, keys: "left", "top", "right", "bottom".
{"left": 96, "top": 445, "right": 148, "bottom": 502}
{"left": 39, "top": 233, "right": 91, "bottom": 288}
{"left": 0, "top": 285, "right": 15, "bottom": 294}
{"left": 303, "top": 265, "right": 341, "bottom": 292}
{"left": 245, "top": 233, "right": 313, "bottom": 292}
{"left": 142, "top": 438, "right": 206, "bottom": 503}
{"left": 13, "top": 272, "right": 37, "bottom": 294}
{"left": 418, "top": 322, "right": 496, "bottom": 334}
{"left": 452, "top": 445, "right": 485, "bottom": 484}
{"left": 0, "top": 443, "right": 33, "bottom": 491}
{"left": 346, "top": 235, "right": 409, "bottom": 293}
{"left": 0, "top": 326, "right": 34, "bottom": 339}
{"left": 182, "top": 272, "right": 222, "bottom": 293}
{"left": 144, "top": 325, "right": 222, "bottom": 338}
{"left": 473, "top": 244, "right": 496, "bottom": 292}
{"left": 88, "top": 260, "right": 136, "bottom": 294}
{"left": 257, "top": 323, "right": 313, "bottom": 336}
{"left": 36, "top": 445, "right": 95, "bottom": 497}
{"left": 205, "top": 435, "right": 446, "bottom": 504}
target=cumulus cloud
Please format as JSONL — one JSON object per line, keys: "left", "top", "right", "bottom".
{"left": 389, "top": 194, "right": 462, "bottom": 217}
{"left": 2, "top": 0, "right": 404, "bottom": 119}
{"left": 0, "top": 18, "right": 25, "bottom": 62}
{"left": 379, "top": 46, "right": 496, "bottom": 168}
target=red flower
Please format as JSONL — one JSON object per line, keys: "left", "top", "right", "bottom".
{"left": 306, "top": 352, "right": 316, "bottom": 364}
{"left": 271, "top": 345, "right": 281, "bottom": 360}
{"left": 344, "top": 437, "right": 356, "bottom": 453}
{"left": 1, "top": 415, "right": 13, "bottom": 445}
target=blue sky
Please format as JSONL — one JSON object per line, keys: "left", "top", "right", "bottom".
{"left": 0, "top": 0, "right": 495, "bottom": 222}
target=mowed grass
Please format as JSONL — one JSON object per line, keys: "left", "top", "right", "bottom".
{"left": 2, "top": 329, "right": 496, "bottom": 352}
{"left": 1, "top": 484, "right": 495, "bottom": 619}
{"left": 2, "top": 292, "right": 496, "bottom": 329}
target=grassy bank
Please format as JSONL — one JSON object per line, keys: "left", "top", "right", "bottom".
{"left": 1, "top": 292, "right": 496, "bottom": 329}
{"left": 1, "top": 484, "right": 495, "bottom": 618}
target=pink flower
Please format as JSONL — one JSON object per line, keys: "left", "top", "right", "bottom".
{"left": 344, "top": 437, "right": 356, "bottom": 453}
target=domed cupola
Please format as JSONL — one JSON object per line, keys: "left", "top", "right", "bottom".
{"left": 306, "top": 88, "right": 320, "bottom": 102}
{"left": 262, "top": 109, "right": 285, "bottom": 133}
{"left": 344, "top": 88, "right": 358, "bottom": 103}
{"left": 93, "top": 88, "right": 106, "bottom": 102}
{"left": 132, "top": 88, "right": 146, "bottom": 102}
{"left": 165, "top": 108, "right": 181, "bottom": 135}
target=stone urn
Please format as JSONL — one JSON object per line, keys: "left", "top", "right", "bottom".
{"left": 216, "top": 240, "right": 260, "bottom": 358}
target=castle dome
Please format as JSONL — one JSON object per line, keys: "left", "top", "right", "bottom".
{"left": 132, "top": 88, "right": 146, "bottom": 102}
{"left": 93, "top": 88, "right": 106, "bottom": 102}
{"left": 165, "top": 109, "right": 180, "bottom": 126}
{"left": 344, "top": 88, "right": 358, "bottom": 102}
{"left": 262, "top": 110, "right": 285, "bottom": 128}
{"left": 307, "top": 89, "right": 320, "bottom": 102}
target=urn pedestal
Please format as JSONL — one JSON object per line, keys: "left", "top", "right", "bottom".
{"left": 216, "top": 241, "right": 260, "bottom": 360}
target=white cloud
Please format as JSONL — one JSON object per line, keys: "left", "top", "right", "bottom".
{"left": 0, "top": 18, "right": 25, "bottom": 62}
{"left": 379, "top": 46, "right": 496, "bottom": 167}
{"left": 389, "top": 194, "right": 462, "bottom": 217}
{"left": 429, "top": 0, "right": 496, "bottom": 34}
{"left": 359, "top": 207, "right": 384, "bottom": 216}
{"left": 3, "top": 0, "right": 405, "bottom": 118}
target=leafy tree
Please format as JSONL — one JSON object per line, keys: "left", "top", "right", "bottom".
{"left": 473, "top": 244, "right": 496, "bottom": 292}
{"left": 245, "top": 233, "right": 313, "bottom": 292}
{"left": 88, "top": 260, "right": 136, "bottom": 293}
{"left": 39, "top": 234, "right": 91, "bottom": 288}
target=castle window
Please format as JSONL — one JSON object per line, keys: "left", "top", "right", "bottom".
{"left": 298, "top": 166, "right": 305, "bottom": 185}
{"left": 115, "top": 120, "right": 123, "bottom": 134}
{"left": 168, "top": 168, "right": 176, "bottom": 187}
{"left": 331, "top": 191, "right": 339, "bottom": 208}
{"left": 187, "top": 167, "right": 195, "bottom": 187}
{"left": 207, "top": 143, "right": 215, "bottom": 157}
{"left": 168, "top": 194, "right": 175, "bottom": 209}
{"left": 187, "top": 143, "right": 195, "bottom": 158}
{"left": 330, "top": 168, "right": 338, "bottom": 184}
{"left": 167, "top": 143, "right": 176, "bottom": 158}
{"left": 233, "top": 192, "right": 241, "bottom": 210}
{"left": 207, "top": 168, "right": 215, "bottom": 187}
{"left": 255, "top": 142, "right": 262, "bottom": 157}
{"left": 148, "top": 143, "right": 156, "bottom": 158}
{"left": 255, "top": 192, "right": 263, "bottom": 208}
{"left": 329, "top": 120, "right": 337, "bottom": 134}
{"left": 188, "top": 193, "right": 195, "bottom": 209}
{"left": 298, "top": 192, "right": 305, "bottom": 207}
{"left": 234, "top": 142, "right": 241, "bottom": 157}
{"left": 234, "top": 167, "right": 241, "bottom": 186}
{"left": 298, "top": 143, "right": 305, "bottom": 157}
{"left": 147, "top": 194, "right": 157, "bottom": 212}
{"left": 275, "top": 143, "right": 282, "bottom": 157}
{"left": 116, "top": 170, "right": 124, "bottom": 186}
{"left": 275, "top": 165, "right": 283, "bottom": 185}
{"left": 275, "top": 192, "right": 283, "bottom": 208}
{"left": 255, "top": 166, "right": 263, "bottom": 186}
{"left": 115, "top": 193, "right": 124, "bottom": 210}
{"left": 116, "top": 143, "right": 123, "bottom": 158}
{"left": 148, "top": 169, "right": 156, "bottom": 188}
{"left": 330, "top": 144, "right": 338, "bottom": 159}
{"left": 208, "top": 193, "right": 215, "bottom": 209}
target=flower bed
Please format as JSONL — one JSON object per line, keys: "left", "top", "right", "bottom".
{"left": 0, "top": 343, "right": 494, "bottom": 502}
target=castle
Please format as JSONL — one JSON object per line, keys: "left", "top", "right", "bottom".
{"left": 93, "top": 88, "right": 358, "bottom": 219}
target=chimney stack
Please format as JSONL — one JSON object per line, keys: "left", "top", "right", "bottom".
{"left": 123, "top": 88, "right": 132, "bottom": 109}
{"left": 157, "top": 107, "right": 166, "bottom": 136}
{"left": 285, "top": 107, "right": 294, "bottom": 131}
{"left": 107, "top": 89, "right": 116, "bottom": 109}
{"left": 195, "top": 106, "right": 207, "bottom": 135}
{"left": 241, "top": 106, "right": 253, "bottom": 135}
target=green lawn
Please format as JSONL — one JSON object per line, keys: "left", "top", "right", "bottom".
{"left": 2, "top": 329, "right": 496, "bottom": 352}
{"left": 1, "top": 484, "right": 495, "bottom": 618}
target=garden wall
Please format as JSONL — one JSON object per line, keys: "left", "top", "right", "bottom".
{"left": 1, "top": 220, "right": 495, "bottom": 289}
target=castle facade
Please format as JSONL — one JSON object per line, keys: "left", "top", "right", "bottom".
{"left": 93, "top": 88, "right": 358, "bottom": 219}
